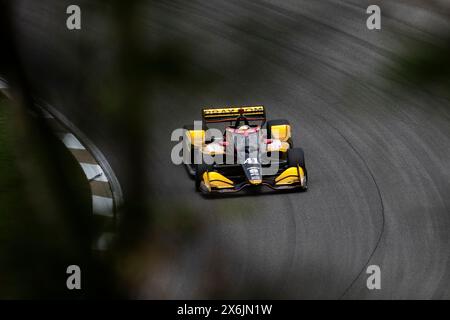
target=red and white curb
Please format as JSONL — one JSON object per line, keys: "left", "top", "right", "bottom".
{"left": 0, "top": 78, "right": 122, "bottom": 251}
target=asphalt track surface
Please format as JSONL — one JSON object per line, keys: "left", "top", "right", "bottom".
{"left": 11, "top": 0, "right": 450, "bottom": 298}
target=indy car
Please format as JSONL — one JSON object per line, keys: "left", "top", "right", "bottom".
{"left": 182, "top": 105, "right": 307, "bottom": 194}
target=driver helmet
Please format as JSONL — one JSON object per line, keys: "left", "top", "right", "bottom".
{"left": 238, "top": 125, "right": 250, "bottom": 131}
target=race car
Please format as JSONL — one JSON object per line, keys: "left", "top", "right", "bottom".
{"left": 182, "top": 105, "right": 307, "bottom": 194}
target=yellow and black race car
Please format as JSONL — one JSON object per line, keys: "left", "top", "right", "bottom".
{"left": 182, "top": 106, "right": 307, "bottom": 194}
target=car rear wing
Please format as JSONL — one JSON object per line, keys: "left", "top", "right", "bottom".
{"left": 202, "top": 106, "right": 266, "bottom": 123}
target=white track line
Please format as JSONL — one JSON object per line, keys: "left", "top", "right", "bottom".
{"left": 92, "top": 195, "right": 114, "bottom": 217}
{"left": 59, "top": 133, "right": 85, "bottom": 150}
{"left": 79, "top": 163, "right": 109, "bottom": 182}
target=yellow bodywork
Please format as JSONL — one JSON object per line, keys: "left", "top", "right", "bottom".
{"left": 186, "top": 129, "right": 205, "bottom": 147}
{"left": 267, "top": 140, "right": 290, "bottom": 152}
{"left": 275, "top": 166, "right": 305, "bottom": 185}
{"left": 201, "top": 165, "right": 305, "bottom": 191}
{"left": 203, "top": 171, "right": 234, "bottom": 190}
{"left": 271, "top": 125, "right": 291, "bottom": 142}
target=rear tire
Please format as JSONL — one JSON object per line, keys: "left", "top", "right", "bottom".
{"left": 266, "top": 119, "right": 293, "bottom": 148}
{"left": 183, "top": 124, "right": 205, "bottom": 166}
{"left": 266, "top": 119, "right": 289, "bottom": 139}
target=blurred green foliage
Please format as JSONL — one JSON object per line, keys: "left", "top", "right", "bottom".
{"left": 0, "top": 97, "right": 27, "bottom": 297}
{"left": 0, "top": 96, "right": 108, "bottom": 298}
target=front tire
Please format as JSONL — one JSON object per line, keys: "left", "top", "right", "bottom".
{"left": 195, "top": 163, "right": 212, "bottom": 191}
{"left": 287, "top": 147, "right": 305, "bottom": 168}
{"left": 287, "top": 147, "right": 307, "bottom": 190}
